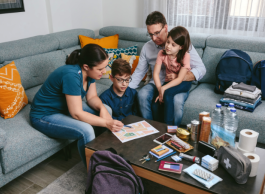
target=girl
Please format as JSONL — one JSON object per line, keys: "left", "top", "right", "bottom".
{"left": 153, "top": 26, "right": 192, "bottom": 125}
{"left": 30, "top": 44, "right": 124, "bottom": 167}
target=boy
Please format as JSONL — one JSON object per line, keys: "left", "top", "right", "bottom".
{"left": 100, "top": 58, "right": 138, "bottom": 121}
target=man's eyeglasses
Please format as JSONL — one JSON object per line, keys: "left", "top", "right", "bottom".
{"left": 146, "top": 26, "right": 164, "bottom": 38}
{"left": 114, "top": 77, "right": 132, "bottom": 83}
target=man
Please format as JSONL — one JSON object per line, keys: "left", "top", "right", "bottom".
{"left": 129, "top": 11, "right": 206, "bottom": 126}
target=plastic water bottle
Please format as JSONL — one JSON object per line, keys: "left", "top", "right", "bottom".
{"left": 223, "top": 109, "right": 238, "bottom": 132}
{"left": 211, "top": 104, "right": 224, "bottom": 130}
{"left": 224, "top": 103, "right": 234, "bottom": 116}
{"left": 223, "top": 103, "right": 234, "bottom": 126}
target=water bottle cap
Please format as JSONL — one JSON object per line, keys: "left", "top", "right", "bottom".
{"left": 216, "top": 104, "right": 222, "bottom": 108}
{"left": 230, "top": 109, "right": 236, "bottom": 113}
{"left": 229, "top": 103, "right": 234, "bottom": 107}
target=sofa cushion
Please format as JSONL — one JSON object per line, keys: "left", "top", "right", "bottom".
{"left": 0, "top": 105, "right": 71, "bottom": 174}
{"left": 95, "top": 82, "right": 111, "bottom": 96}
{"left": 95, "top": 79, "right": 113, "bottom": 87}
{"left": 63, "top": 45, "right": 81, "bottom": 56}
{"left": 0, "top": 35, "right": 59, "bottom": 64}
{"left": 3, "top": 50, "right": 66, "bottom": 90}
{"left": 0, "top": 127, "right": 7, "bottom": 149}
{"left": 182, "top": 83, "right": 265, "bottom": 144}
{"left": 200, "top": 47, "right": 265, "bottom": 84}
{"left": 25, "top": 85, "right": 42, "bottom": 104}
{"left": 100, "top": 26, "right": 150, "bottom": 42}
{"left": 206, "top": 34, "right": 265, "bottom": 53}
{"left": 50, "top": 29, "right": 95, "bottom": 50}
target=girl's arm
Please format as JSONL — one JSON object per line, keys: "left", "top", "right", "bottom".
{"left": 153, "top": 63, "right": 162, "bottom": 91}
{"left": 162, "top": 67, "right": 189, "bottom": 91}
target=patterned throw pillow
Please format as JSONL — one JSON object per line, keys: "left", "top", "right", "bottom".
{"left": 0, "top": 61, "right": 28, "bottom": 119}
{"left": 101, "top": 53, "right": 118, "bottom": 78}
{"left": 104, "top": 45, "right": 137, "bottom": 59}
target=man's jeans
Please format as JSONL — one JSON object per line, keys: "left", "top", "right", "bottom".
{"left": 138, "top": 83, "right": 189, "bottom": 126}
{"left": 30, "top": 102, "right": 112, "bottom": 167}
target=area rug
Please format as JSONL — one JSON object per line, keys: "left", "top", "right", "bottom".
{"left": 37, "top": 162, "right": 87, "bottom": 194}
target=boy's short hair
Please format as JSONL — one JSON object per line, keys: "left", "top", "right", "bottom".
{"left": 145, "top": 11, "right": 167, "bottom": 26}
{"left": 111, "top": 58, "right": 132, "bottom": 77}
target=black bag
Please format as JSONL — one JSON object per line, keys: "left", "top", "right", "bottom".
{"left": 214, "top": 49, "right": 253, "bottom": 94}
{"left": 217, "top": 146, "right": 251, "bottom": 184}
{"left": 251, "top": 60, "right": 265, "bottom": 100}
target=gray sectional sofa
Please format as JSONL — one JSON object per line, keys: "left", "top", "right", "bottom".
{"left": 0, "top": 26, "right": 264, "bottom": 187}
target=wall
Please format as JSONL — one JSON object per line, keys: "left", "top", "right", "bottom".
{"left": 0, "top": 0, "right": 144, "bottom": 44}
{"left": 102, "top": 0, "right": 144, "bottom": 28}
{"left": 0, "top": 0, "right": 49, "bottom": 43}
{"left": 48, "top": 0, "right": 103, "bottom": 35}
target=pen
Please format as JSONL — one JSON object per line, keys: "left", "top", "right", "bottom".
{"left": 155, "top": 151, "right": 177, "bottom": 162}
{"left": 124, "top": 125, "right": 132, "bottom": 128}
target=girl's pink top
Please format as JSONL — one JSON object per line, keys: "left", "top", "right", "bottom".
{"left": 156, "top": 50, "right": 191, "bottom": 82}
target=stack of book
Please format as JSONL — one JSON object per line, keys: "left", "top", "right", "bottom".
{"left": 220, "top": 82, "right": 262, "bottom": 112}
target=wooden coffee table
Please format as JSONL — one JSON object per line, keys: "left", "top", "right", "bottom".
{"left": 85, "top": 115, "right": 265, "bottom": 194}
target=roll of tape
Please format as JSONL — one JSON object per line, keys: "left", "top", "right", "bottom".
{"left": 243, "top": 153, "right": 260, "bottom": 177}
{"left": 238, "top": 129, "right": 259, "bottom": 152}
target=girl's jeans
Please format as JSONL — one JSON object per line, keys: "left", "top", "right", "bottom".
{"left": 30, "top": 101, "right": 112, "bottom": 167}
{"left": 158, "top": 81, "right": 192, "bottom": 125}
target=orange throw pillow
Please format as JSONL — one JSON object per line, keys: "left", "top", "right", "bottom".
{"left": 79, "top": 34, "right": 119, "bottom": 49}
{"left": 131, "top": 56, "right": 147, "bottom": 81}
{"left": 0, "top": 62, "right": 28, "bottom": 119}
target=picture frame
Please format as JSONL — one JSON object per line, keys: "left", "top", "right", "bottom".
{"left": 0, "top": 0, "right": 24, "bottom": 14}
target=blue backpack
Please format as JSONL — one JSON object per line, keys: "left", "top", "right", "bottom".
{"left": 214, "top": 49, "right": 253, "bottom": 94}
{"left": 251, "top": 60, "right": 265, "bottom": 100}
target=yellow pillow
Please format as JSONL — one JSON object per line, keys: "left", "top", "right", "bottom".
{"left": 79, "top": 34, "right": 119, "bottom": 49}
{"left": 121, "top": 54, "right": 148, "bottom": 81}
{"left": 0, "top": 62, "right": 28, "bottom": 119}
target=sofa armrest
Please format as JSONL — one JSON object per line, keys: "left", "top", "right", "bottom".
{"left": 0, "top": 127, "right": 7, "bottom": 150}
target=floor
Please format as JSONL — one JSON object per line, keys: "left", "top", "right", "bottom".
{"left": 0, "top": 143, "right": 82, "bottom": 194}
{"left": 0, "top": 142, "right": 265, "bottom": 194}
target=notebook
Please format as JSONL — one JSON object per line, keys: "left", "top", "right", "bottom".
{"left": 158, "top": 161, "right": 183, "bottom": 174}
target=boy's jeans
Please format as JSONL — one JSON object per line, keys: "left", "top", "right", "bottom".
{"left": 30, "top": 102, "right": 112, "bottom": 167}
{"left": 138, "top": 83, "right": 190, "bottom": 126}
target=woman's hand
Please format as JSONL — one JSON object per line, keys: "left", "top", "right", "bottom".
{"left": 105, "top": 119, "right": 124, "bottom": 132}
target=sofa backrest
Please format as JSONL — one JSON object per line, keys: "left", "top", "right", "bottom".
{"left": 0, "top": 29, "right": 95, "bottom": 90}
{"left": 200, "top": 35, "right": 265, "bottom": 84}
{"left": 98, "top": 26, "right": 209, "bottom": 58}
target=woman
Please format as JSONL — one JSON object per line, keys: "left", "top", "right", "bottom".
{"left": 30, "top": 44, "right": 124, "bottom": 166}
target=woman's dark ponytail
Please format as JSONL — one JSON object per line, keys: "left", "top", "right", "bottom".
{"left": 66, "top": 49, "right": 81, "bottom": 65}
{"left": 66, "top": 44, "right": 108, "bottom": 68}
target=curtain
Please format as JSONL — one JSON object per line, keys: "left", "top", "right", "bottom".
{"left": 144, "top": 0, "right": 265, "bottom": 37}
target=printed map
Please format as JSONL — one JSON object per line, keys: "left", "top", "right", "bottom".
{"left": 113, "top": 120, "right": 159, "bottom": 143}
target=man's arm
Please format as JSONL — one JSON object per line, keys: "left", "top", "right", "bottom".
{"left": 129, "top": 45, "right": 149, "bottom": 89}
{"left": 187, "top": 44, "right": 206, "bottom": 81}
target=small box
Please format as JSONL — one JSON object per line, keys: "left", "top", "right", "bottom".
{"left": 167, "top": 126, "right": 178, "bottom": 133}
{"left": 202, "top": 155, "right": 219, "bottom": 171}
{"left": 151, "top": 145, "right": 169, "bottom": 156}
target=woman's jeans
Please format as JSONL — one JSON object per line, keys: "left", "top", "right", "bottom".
{"left": 30, "top": 102, "right": 112, "bottom": 167}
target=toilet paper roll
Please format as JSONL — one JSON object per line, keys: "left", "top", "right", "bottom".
{"left": 238, "top": 129, "right": 259, "bottom": 152}
{"left": 237, "top": 145, "right": 256, "bottom": 154}
{"left": 243, "top": 153, "right": 260, "bottom": 177}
